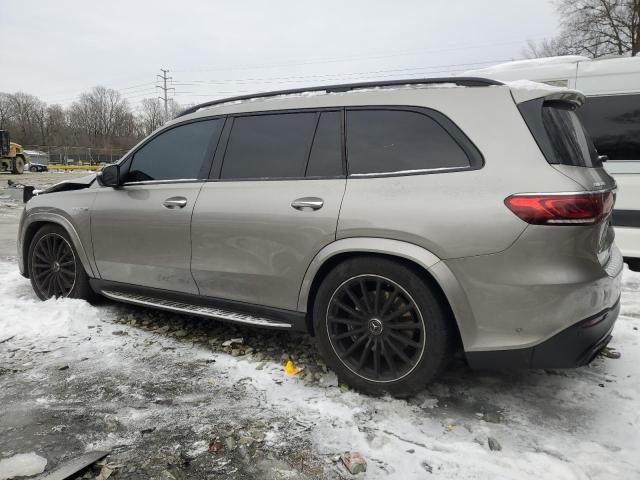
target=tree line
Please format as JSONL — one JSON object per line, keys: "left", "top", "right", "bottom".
{"left": 0, "top": 87, "right": 182, "bottom": 150}
{"left": 525, "top": 0, "right": 640, "bottom": 58}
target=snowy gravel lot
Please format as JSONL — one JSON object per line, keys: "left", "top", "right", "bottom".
{"left": 0, "top": 198, "right": 639, "bottom": 479}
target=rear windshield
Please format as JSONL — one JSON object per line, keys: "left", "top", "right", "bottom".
{"left": 541, "top": 103, "right": 601, "bottom": 167}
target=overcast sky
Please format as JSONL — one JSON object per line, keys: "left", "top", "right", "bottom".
{"left": 0, "top": 0, "right": 558, "bottom": 109}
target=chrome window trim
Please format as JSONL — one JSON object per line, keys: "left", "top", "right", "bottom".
{"left": 350, "top": 166, "right": 465, "bottom": 178}
{"left": 121, "top": 178, "right": 201, "bottom": 186}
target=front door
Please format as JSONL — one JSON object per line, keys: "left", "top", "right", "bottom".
{"left": 92, "top": 118, "right": 224, "bottom": 294}
{"left": 191, "top": 110, "right": 346, "bottom": 310}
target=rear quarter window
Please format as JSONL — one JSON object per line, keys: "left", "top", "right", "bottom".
{"left": 518, "top": 99, "right": 601, "bottom": 168}
{"left": 345, "top": 108, "right": 479, "bottom": 176}
{"left": 542, "top": 103, "right": 600, "bottom": 167}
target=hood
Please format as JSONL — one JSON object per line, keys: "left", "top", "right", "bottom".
{"left": 40, "top": 173, "right": 96, "bottom": 194}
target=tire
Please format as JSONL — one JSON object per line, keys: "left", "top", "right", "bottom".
{"left": 12, "top": 155, "right": 25, "bottom": 174}
{"left": 28, "top": 224, "right": 95, "bottom": 301}
{"left": 313, "top": 256, "right": 453, "bottom": 397}
{"left": 29, "top": 166, "right": 37, "bottom": 172}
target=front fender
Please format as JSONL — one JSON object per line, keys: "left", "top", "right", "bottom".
{"left": 19, "top": 209, "right": 97, "bottom": 279}
{"left": 296, "top": 237, "right": 477, "bottom": 346}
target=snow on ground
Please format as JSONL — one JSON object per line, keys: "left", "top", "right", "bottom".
{"left": 1, "top": 258, "right": 639, "bottom": 479}
{"left": 0, "top": 453, "right": 47, "bottom": 480}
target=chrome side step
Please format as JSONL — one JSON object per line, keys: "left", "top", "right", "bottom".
{"left": 101, "top": 290, "right": 292, "bottom": 329}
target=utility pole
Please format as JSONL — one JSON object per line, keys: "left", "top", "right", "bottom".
{"left": 156, "top": 68, "right": 174, "bottom": 119}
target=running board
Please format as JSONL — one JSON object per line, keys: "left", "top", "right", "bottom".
{"left": 101, "top": 290, "right": 292, "bottom": 329}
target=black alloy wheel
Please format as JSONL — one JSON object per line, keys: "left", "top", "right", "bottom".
{"left": 326, "top": 274, "right": 426, "bottom": 383}
{"left": 31, "top": 233, "right": 77, "bottom": 298}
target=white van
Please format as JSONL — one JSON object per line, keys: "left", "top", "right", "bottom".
{"left": 467, "top": 56, "right": 640, "bottom": 271}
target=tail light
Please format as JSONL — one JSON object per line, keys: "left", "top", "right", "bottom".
{"left": 504, "top": 191, "right": 614, "bottom": 225}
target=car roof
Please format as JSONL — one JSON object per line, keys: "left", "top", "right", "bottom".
{"left": 170, "top": 77, "right": 500, "bottom": 123}
{"left": 165, "top": 76, "right": 584, "bottom": 127}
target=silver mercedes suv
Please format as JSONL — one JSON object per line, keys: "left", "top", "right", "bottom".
{"left": 17, "top": 78, "right": 623, "bottom": 396}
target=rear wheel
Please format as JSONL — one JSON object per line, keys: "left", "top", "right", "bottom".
{"left": 313, "top": 257, "right": 453, "bottom": 396}
{"left": 28, "top": 225, "right": 95, "bottom": 301}
{"left": 12, "top": 155, "right": 25, "bottom": 174}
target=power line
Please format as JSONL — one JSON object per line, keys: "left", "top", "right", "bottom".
{"left": 169, "top": 58, "right": 520, "bottom": 88}
{"left": 173, "top": 36, "right": 547, "bottom": 75}
{"left": 45, "top": 52, "right": 527, "bottom": 108}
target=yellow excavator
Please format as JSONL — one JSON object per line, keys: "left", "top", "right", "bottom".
{"left": 0, "top": 130, "right": 26, "bottom": 174}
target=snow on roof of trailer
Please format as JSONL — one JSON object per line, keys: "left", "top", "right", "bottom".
{"left": 466, "top": 55, "right": 590, "bottom": 75}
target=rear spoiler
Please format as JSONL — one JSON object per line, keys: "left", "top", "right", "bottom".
{"left": 507, "top": 80, "right": 585, "bottom": 107}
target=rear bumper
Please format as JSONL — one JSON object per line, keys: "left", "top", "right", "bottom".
{"left": 466, "top": 298, "right": 620, "bottom": 369}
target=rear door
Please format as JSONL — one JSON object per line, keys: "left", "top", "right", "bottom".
{"left": 191, "top": 110, "right": 346, "bottom": 310}
{"left": 91, "top": 118, "right": 224, "bottom": 294}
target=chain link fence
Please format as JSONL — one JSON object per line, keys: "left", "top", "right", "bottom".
{"left": 22, "top": 145, "right": 129, "bottom": 167}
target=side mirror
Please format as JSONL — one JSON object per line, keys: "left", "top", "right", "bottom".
{"left": 97, "top": 164, "right": 120, "bottom": 187}
{"left": 598, "top": 155, "right": 609, "bottom": 163}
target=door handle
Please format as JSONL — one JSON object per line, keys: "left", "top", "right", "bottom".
{"left": 163, "top": 196, "right": 188, "bottom": 209}
{"left": 291, "top": 197, "right": 324, "bottom": 211}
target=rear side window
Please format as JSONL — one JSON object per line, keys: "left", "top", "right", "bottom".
{"left": 221, "top": 113, "right": 316, "bottom": 179}
{"left": 126, "top": 119, "right": 222, "bottom": 182}
{"left": 518, "top": 99, "right": 602, "bottom": 168}
{"left": 542, "top": 104, "right": 600, "bottom": 167}
{"left": 346, "top": 109, "right": 471, "bottom": 175}
{"left": 577, "top": 94, "right": 640, "bottom": 161}
{"left": 306, "top": 111, "right": 343, "bottom": 177}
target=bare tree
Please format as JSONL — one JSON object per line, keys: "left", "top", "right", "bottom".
{"left": 45, "top": 105, "right": 67, "bottom": 146}
{"left": 8, "top": 92, "right": 46, "bottom": 144}
{"left": 522, "top": 38, "right": 572, "bottom": 59}
{"left": 32, "top": 100, "right": 48, "bottom": 145}
{"left": 167, "top": 98, "right": 182, "bottom": 119}
{"left": 526, "top": 0, "right": 640, "bottom": 58}
{"left": 138, "top": 98, "right": 166, "bottom": 136}
{"left": 0, "top": 93, "right": 14, "bottom": 130}
{"left": 1, "top": 87, "right": 180, "bottom": 151}
{"left": 68, "top": 87, "right": 135, "bottom": 147}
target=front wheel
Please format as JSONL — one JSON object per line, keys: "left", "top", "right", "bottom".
{"left": 12, "top": 155, "right": 25, "bottom": 174}
{"left": 28, "top": 225, "right": 95, "bottom": 301}
{"left": 313, "top": 257, "right": 453, "bottom": 397}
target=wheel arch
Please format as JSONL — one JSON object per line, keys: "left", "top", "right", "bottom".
{"left": 20, "top": 213, "right": 96, "bottom": 279}
{"left": 299, "top": 238, "right": 475, "bottom": 347}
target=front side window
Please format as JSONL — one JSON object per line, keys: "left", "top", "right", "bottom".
{"left": 221, "top": 113, "right": 317, "bottom": 179}
{"left": 126, "top": 119, "right": 223, "bottom": 182}
{"left": 346, "top": 109, "right": 471, "bottom": 175}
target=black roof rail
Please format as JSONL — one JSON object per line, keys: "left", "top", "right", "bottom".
{"left": 175, "top": 76, "right": 503, "bottom": 118}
